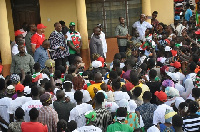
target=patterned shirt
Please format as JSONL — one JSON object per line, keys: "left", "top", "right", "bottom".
{"left": 115, "top": 24, "right": 128, "bottom": 46}
{"left": 94, "top": 108, "right": 112, "bottom": 132}
{"left": 49, "top": 30, "right": 69, "bottom": 59}
{"left": 38, "top": 106, "right": 59, "bottom": 132}
{"left": 34, "top": 46, "right": 49, "bottom": 69}
{"left": 66, "top": 30, "right": 81, "bottom": 54}
{"left": 136, "top": 102, "right": 157, "bottom": 129}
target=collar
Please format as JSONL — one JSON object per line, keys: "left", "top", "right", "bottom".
{"left": 36, "top": 32, "right": 43, "bottom": 37}
{"left": 55, "top": 30, "right": 62, "bottom": 34}
{"left": 120, "top": 24, "right": 126, "bottom": 27}
{"left": 69, "top": 30, "right": 77, "bottom": 34}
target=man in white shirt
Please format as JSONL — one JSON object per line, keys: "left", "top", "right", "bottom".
{"left": 22, "top": 86, "right": 42, "bottom": 122}
{"left": 170, "top": 16, "right": 186, "bottom": 36}
{"left": 132, "top": 14, "right": 153, "bottom": 41}
{"left": 68, "top": 90, "right": 93, "bottom": 128}
{"left": 153, "top": 91, "right": 173, "bottom": 125}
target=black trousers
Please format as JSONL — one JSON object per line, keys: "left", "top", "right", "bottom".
{"left": 69, "top": 53, "right": 80, "bottom": 65}
{"left": 118, "top": 46, "right": 127, "bottom": 53}
{"left": 55, "top": 57, "right": 68, "bottom": 70}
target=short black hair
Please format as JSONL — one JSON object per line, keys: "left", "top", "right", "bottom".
{"left": 57, "top": 119, "right": 67, "bottom": 132}
{"left": 44, "top": 81, "right": 52, "bottom": 91}
{"left": 192, "top": 88, "right": 200, "bottom": 98}
{"left": 116, "top": 107, "right": 127, "bottom": 117}
{"left": 142, "top": 91, "right": 152, "bottom": 100}
{"left": 172, "top": 114, "right": 183, "bottom": 127}
{"left": 74, "top": 90, "right": 83, "bottom": 102}
{"left": 116, "top": 67, "right": 122, "bottom": 76}
{"left": 15, "top": 107, "right": 25, "bottom": 119}
{"left": 125, "top": 59, "right": 135, "bottom": 67}
{"left": 119, "top": 52, "right": 126, "bottom": 59}
{"left": 54, "top": 70, "right": 61, "bottom": 79}
{"left": 63, "top": 81, "right": 72, "bottom": 91}
{"left": 114, "top": 53, "right": 121, "bottom": 60}
{"left": 0, "top": 78, "right": 5, "bottom": 90}
{"left": 152, "top": 11, "right": 158, "bottom": 14}
{"left": 179, "top": 102, "right": 188, "bottom": 110}
{"left": 65, "top": 74, "right": 73, "bottom": 81}
{"left": 189, "top": 101, "right": 199, "bottom": 113}
{"left": 67, "top": 120, "right": 77, "bottom": 131}
{"left": 113, "top": 59, "right": 120, "bottom": 68}
{"left": 109, "top": 70, "right": 118, "bottom": 80}
{"left": 57, "top": 65, "right": 65, "bottom": 73}
{"left": 95, "top": 92, "right": 105, "bottom": 104}
{"left": 189, "top": 62, "right": 197, "bottom": 72}
{"left": 119, "top": 17, "right": 124, "bottom": 21}
{"left": 112, "top": 79, "right": 121, "bottom": 90}
{"left": 130, "top": 70, "right": 139, "bottom": 85}
{"left": 186, "top": 3, "right": 190, "bottom": 8}
{"left": 59, "top": 20, "right": 65, "bottom": 25}
{"left": 34, "top": 63, "right": 41, "bottom": 71}
{"left": 132, "top": 86, "right": 142, "bottom": 98}
{"left": 149, "top": 69, "right": 157, "bottom": 79}
{"left": 148, "top": 58, "right": 155, "bottom": 68}
{"left": 31, "top": 86, "right": 39, "bottom": 96}
{"left": 29, "top": 108, "right": 39, "bottom": 120}
{"left": 68, "top": 65, "right": 77, "bottom": 74}
{"left": 56, "top": 90, "right": 65, "bottom": 100}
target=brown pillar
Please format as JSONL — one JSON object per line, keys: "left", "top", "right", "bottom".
{"left": 0, "top": 0, "right": 12, "bottom": 77}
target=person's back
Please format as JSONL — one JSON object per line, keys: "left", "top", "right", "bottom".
{"left": 77, "top": 125, "right": 102, "bottom": 132}
{"left": 107, "top": 122, "right": 133, "bottom": 132}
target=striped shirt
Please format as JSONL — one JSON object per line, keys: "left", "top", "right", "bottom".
{"left": 183, "top": 114, "right": 200, "bottom": 132}
{"left": 38, "top": 106, "right": 59, "bottom": 132}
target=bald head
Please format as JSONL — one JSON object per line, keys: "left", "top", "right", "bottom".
{"left": 56, "top": 90, "right": 65, "bottom": 101}
{"left": 94, "top": 72, "right": 102, "bottom": 83}
{"left": 93, "top": 27, "right": 101, "bottom": 36}
{"left": 42, "top": 39, "right": 50, "bottom": 50}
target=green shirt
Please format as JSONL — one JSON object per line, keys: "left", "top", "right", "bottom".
{"left": 107, "top": 122, "right": 133, "bottom": 132}
{"left": 66, "top": 30, "right": 81, "bottom": 54}
{"left": 115, "top": 24, "right": 128, "bottom": 46}
{"left": 10, "top": 53, "right": 35, "bottom": 74}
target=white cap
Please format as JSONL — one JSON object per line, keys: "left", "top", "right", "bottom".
{"left": 118, "top": 99, "right": 130, "bottom": 112}
{"left": 129, "top": 100, "right": 137, "bottom": 112}
{"left": 92, "top": 61, "right": 102, "bottom": 68}
{"left": 147, "top": 125, "right": 160, "bottom": 132}
{"left": 24, "top": 86, "right": 31, "bottom": 95}
{"left": 165, "top": 87, "right": 180, "bottom": 97}
{"left": 167, "top": 72, "right": 180, "bottom": 82}
{"left": 165, "top": 46, "right": 172, "bottom": 52}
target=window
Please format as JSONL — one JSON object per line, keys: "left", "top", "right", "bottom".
{"left": 86, "top": 0, "right": 142, "bottom": 38}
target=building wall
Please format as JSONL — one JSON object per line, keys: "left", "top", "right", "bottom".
{"left": 39, "top": 0, "right": 78, "bottom": 37}
{"left": 151, "top": 0, "right": 174, "bottom": 25}
{"left": 5, "top": 0, "right": 15, "bottom": 41}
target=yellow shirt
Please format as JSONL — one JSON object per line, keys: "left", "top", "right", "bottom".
{"left": 87, "top": 83, "right": 102, "bottom": 99}
{"left": 130, "top": 83, "right": 150, "bottom": 101}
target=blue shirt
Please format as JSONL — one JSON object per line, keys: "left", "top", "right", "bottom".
{"left": 185, "top": 9, "right": 192, "bottom": 21}
{"left": 34, "top": 46, "right": 49, "bottom": 69}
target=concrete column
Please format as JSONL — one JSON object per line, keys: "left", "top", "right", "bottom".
{"left": 142, "top": 0, "right": 151, "bottom": 24}
{"left": 0, "top": 0, "right": 12, "bottom": 77}
{"left": 75, "top": 0, "right": 90, "bottom": 69}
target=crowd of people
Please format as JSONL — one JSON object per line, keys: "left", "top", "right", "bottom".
{"left": 0, "top": 1, "right": 200, "bottom": 132}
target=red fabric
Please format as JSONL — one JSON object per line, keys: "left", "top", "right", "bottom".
{"left": 15, "top": 30, "right": 23, "bottom": 36}
{"left": 107, "top": 85, "right": 114, "bottom": 92}
{"left": 21, "top": 122, "right": 48, "bottom": 132}
{"left": 83, "top": 84, "right": 88, "bottom": 90}
{"left": 32, "top": 73, "right": 43, "bottom": 83}
{"left": 120, "top": 71, "right": 125, "bottom": 78}
{"left": 0, "top": 65, "right": 3, "bottom": 73}
{"left": 171, "top": 50, "right": 177, "bottom": 56}
{"left": 125, "top": 81, "right": 135, "bottom": 91}
{"left": 31, "top": 33, "right": 45, "bottom": 49}
{"left": 90, "top": 80, "right": 95, "bottom": 84}
{"left": 97, "top": 57, "right": 105, "bottom": 67}
{"left": 37, "top": 24, "right": 47, "bottom": 29}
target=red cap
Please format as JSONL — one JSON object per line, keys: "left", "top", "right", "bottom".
{"left": 97, "top": 57, "right": 105, "bottom": 67}
{"left": 155, "top": 91, "right": 167, "bottom": 102}
{"left": 195, "top": 29, "right": 200, "bottom": 35}
{"left": 170, "top": 61, "right": 181, "bottom": 69}
{"left": 15, "top": 84, "right": 25, "bottom": 92}
{"left": 171, "top": 50, "right": 177, "bottom": 56}
{"left": 37, "top": 24, "right": 47, "bottom": 29}
{"left": 15, "top": 30, "right": 23, "bottom": 36}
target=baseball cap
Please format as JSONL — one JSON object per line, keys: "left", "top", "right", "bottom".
{"left": 69, "top": 22, "right": 75, "bottom": 26}
{"left": 165, "top": 87, "right": 180, "bottom": 97}
{"left": 6, "top": 85, "right": 15, "bottom": 94}
{"left": 15, "top": 84, "right": 25, "bottom": 92}
{"left": 37, "top": 24, "right": 47, "bottom": 29}
{"left": 24, "top": 86, "right": 31, "bottom": 95}
{"left": 165, "top": 109, "right": 177, "bottom": 123}
{"left": 40, "top": 93, "right": 51, "bottom": 103}
{"left": 167, "top": 72, "right": 180, "bottom": 82}
{"left": 195, "top": 29, "right": 200, "bottom": 35}
{"left": 45, "top": 59, "right": 55, "bottom": 68}
{"left": 15, "top": 30, "right": 23, "bottom": 36}
{"left": 174, "top": 15, "right": 180, "bottom": 20}
{"left": 92, "top": 61, "right": 102, "bottom": 68}
{"left": 155, "top": 91, "right": 167, "bottom": 102}
{"left": 170, "top": 61, "right": 181, "bottom": 69}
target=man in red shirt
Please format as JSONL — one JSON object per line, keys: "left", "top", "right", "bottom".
{"left": 31, "top": 24, "right": 46, "bottom": 53}
{"left": 21, "top": 108, "right": 48, "bottom": 132}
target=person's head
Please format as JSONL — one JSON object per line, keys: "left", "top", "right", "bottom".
{"left": 132, "top": 86, "right": 142, "bottom": 98}
{"left": 15, "top": 107, "right": 25, "bottom": 120}
{"left": 56, "top": 90, "right": 65, "bottom": 101}
{"left": 18, "top": 44, "right": 25, "bottom": 54}
{"left": 59, "top": 20, "right": 66, "bottom": 27}
{"left": 140, "top": 14, "right": 146, "bottom": 23}
{"left": 74, "top": 56, "right": 83, "bottom": 67}
{"left": 85, "top": 111, "right": 97, "bottom": 125}
{"left": 147, "top": 58, "right": 155, "bottom": 69}
{"left": 100, "top": 83, "right": 108, "bottom": 92}
{"left": 21, "top": 22, "right": 28, "bottom": 31}
{"left": 152, "top": 11, "right": 158, "bottom": 19}
{"left": 95, "top": 92, "right": 105, "bottom": 105}
{"left": 178, "top": 102, "right": 188, "bottom": 117}
{"left": 185, "top": 3, "right": 190, "bottom": 9}
{"left": 192, "top": 88, "right": 200, "bottom": 99}
{"left": 119, "top": 52, "right": 126, "bottom": 62}
{"left": 182, "top": 20, "right": 188, "bottom": 27}
{"left": 69, "top": 22, "right": 75, "bottom": 32}
{"left": 15, "top": 83, "right": 25, "bottom": 95}
{"left": 142, "top": 91, "right": 152, "bottom": 101}
{"left": 114, "top": 53, "right": 121, "bottom": 60}
{"left": 72, "top": 75, "right": 85, "bottom": 90}
{"left": 38, "top": 86, "right": 45, "bottom": 96}
{"left": 29, "top": 108, "right": 39, "bottom": 121}
{"left": 67, "top": 120, "right": 77, "bottom": 132}
{"left": 145, "top": 28, "right": 152, "bottom": 36}
{"left": 16, "top": 38, "right": 24, "bottom": 47}
{"left": 31, "top": 86, "right": 39, "bottom": 97}
{"left": 112, "top": 79, "right": 121, "bottom": 91}
{"left": 109, "top": 70, "right": 118, "bottom": 81}
{"left": 155, "top": 91, "right": 167, "bottom": 104}
{"left": 57, "top": 119, "right": 67, "bottom": 132}
{"left": 165, "top": 109, "right": 177, "bottom": 123}
{"left": 116, "top": 107, "right": 127, "bottom": 119}
{"left": 157, "top": 23, "right": 164, "bottom": 31}
{"left": 94, "top": 72, "right": 102, "bottom": 83}
{"left": 188, "top": 101, "right": 199, "bottom": 114}
{"left": 113, "top": 59, "right": 120, "bottom": 69}
{"left": 149, "top": 69, "right": 157, "bottom": 79}
{"left": 191, "top": 54, "right": 199, "bottom": 64}
{"left": 42, "top": 39, "right": 50, "bottom": 50}
{"left": 54, "top": 22, "right": 62, "bottom": 32}
{"left": 125, "top": 59, "right": 135, "bottom": 69}
{"left": 188, "top": 62, "right": 197, "bottom": 73}
{"left": 37, "top": 24, "right": 46, "bottom": 34}
{"left": 44, "top": 81, "right": 54, "bottom": 92}
{"left": 33, "top": 62, "right": 41, "bottom": 72}
{"left": 54, "top": 70, "right": 61, "bottom": 79}
{"left": 93, "top": 27, "right": 101, "bottom": 36}
{"left": 130, "top": 70, "right": 139, "bottom": 85}
{"left": 40, "top": 93, "right": 52, "bottom": 105}
{"left": 68, "top": 65, "right": 77, "bottom": 74}
{"left": 172, "top": 114, "right": 183, "bottom": 128}
{"left": 119, "top": 17, "right": 125, "bottom": 24}
{"left": 74, "top": 90, "right": 83, "bottom": 103}
{"left": 0, "top": 78, "right": 5, "bottom": 91}
{"left": 29, "top": 24, "right": 37, "bottom": 32}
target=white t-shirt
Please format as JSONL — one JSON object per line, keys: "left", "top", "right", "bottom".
{"left": 69, "top": 103, "right": 93, "bottom": 128}
{"left": 175, "top": 83, "right": 185, "bottom": 95}
{"left": 22, "top": 100, "right": 43, "bottom": 122}
{"left": 77, "top": 125, "right": 102, "bottom": 132}
{"left": 0, "top": 97, "right": 12, "bottom": 129}
{"left": 71, "top": 89, "right": 92, "bottom": 103}
{"left": 7, "top": 96, "right": 32, "bottom": 114}
{"left": 104, "top": 101, "right": 119, "bottom": 113}
{"left": 65, "top": 92, "right": 76, "bottom": 104}
{"left": 113, "top": 91, "right": 130, "bottom": 106}
{"left": 153, "top": 104, "right": 173, "bottom": 125}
